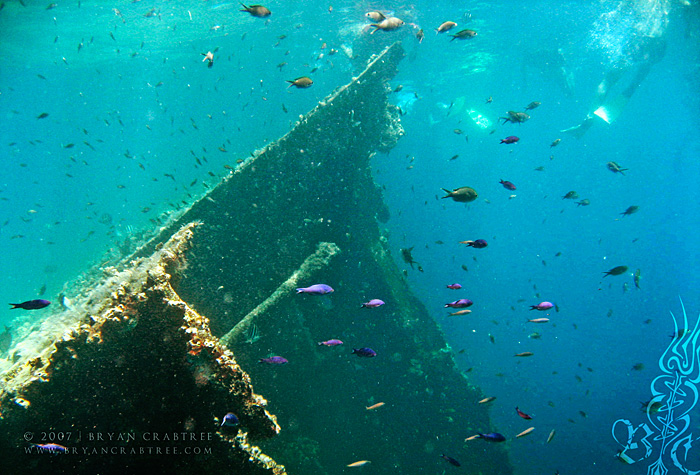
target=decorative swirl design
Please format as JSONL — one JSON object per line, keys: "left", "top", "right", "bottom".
{"left": 612, "top": 300, "right": 699, "bottom": 474}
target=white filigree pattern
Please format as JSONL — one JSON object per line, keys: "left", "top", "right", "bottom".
{"left": 612, "top": 300, "right": 700, "bottom": 474}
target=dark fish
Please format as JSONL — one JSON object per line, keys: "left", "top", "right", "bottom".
{"left": 450, "top": 29, "right": 477, "bottom": 41}
{"left": 352, "top": 347, "right": 377, "bottom": 358}
{"left": 500, "top": 136, "right": 519, "bottom": 144}
{"left": 416, "top": 28, "right": 424, "bottom": 43}
{"left": 287, "top": 77, "right": 313, "bottom": 88}
{"left": 602, "top": 266, "right": 628, "bottom": 277}
{"left": 440, "top": 454, "right": 461, "bottom": 467}
{"left": 295, "top": 284, "right": 333, "bottom": 294}
{"left": 516, "top": 406, "right": 533, "bottom": 419}
{"left": 239, "top": 3, "right": 270, "bottom": 17}
{"left": 550, "top": 138, "right": 561, "bottom": 147}
{"left": 576, "top": 199, "right": 590, "bottom": 207}
{"left": 461, "top": 239, "right": 487, "bottom": 249}
{"left": 446, "top": 283, "right": 462, "bottom": 290}
{"left": 620, "top": 205, "right": 639, "bottom": 217}
{"left": 259, "top": 356, "right": 288, "bottom": 364}
{"left": 10, "top": 299, "right": 50, "bottom": 310}
{"left": 562, "top": 191, "right": 578, "bottom": 200}
{"left": 474, "top": 432, "right": 506, "bottom": 442}
{"left": 220, "top": 412, "right": 239, "bottom": 427}
{"left": 499, "top": 180, "right": 516, "bottom": 190}
{"left": 524, "top": 101, "right": 541, "bottom": 110}
{"left": 441, "top": 186, "right": 477, "bottom": 203}
{"left": 633, "top": 269, "right": 641, "bottom": 289}
{"left": 401, "top": 247, "right": 420, "bottom": 269}
{"left": 37, "top": 112, "right": 49, "bottom": 119}
{"left": 500, "top": 111, "right": 530, "bottom": 123}
{"left": 631, "top": 363, "right": 644, "bottom": 371}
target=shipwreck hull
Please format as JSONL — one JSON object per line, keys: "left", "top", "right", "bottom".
{"left": 0, "top": 42, "right": 513, "bottom": 474}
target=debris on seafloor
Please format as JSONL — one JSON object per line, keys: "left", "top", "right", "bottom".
{"left": 0, "top": 222, "right": 286, "bottom": 474}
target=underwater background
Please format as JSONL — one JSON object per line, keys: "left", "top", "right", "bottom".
{"left": 1, "top": 0, "right": 699, "bottom": 473}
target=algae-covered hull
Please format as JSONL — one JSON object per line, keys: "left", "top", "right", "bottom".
{"left": 0, "top": 43, "right": 512, "bottom": 474}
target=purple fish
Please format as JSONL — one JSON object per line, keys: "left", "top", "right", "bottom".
{"left": 295, "top": 284, "right": 334, "bottom": 295}
{"left": 259, "top": 356, "right": 288, "bottom": 364}
{"left": 318, "top": 339, "right": 344, "bottom": 346}
{"left": 499, "top": 180, "right": 516, "bottom": 191}
{"left": 10, "top": 299, "right": 51, "bottom": 310}
{"left": 530, "top": 301, "right": 554, "bottom": 311}
{"left": 478, "top": 432, "right": 506, "bottom": 442}
{"left": 445, "top": 299, "right": 473, "bottom": 308}
{"left": 352, "top": 347, "right": 377, "bottom": 358}
{"left": 500, "top": 136, "right": 519, "bottom": 144}
{"left": 361, "top": 299, "right": 385, "bottom": 308}
{"left": 446, "top": 283, "right": 462, "bottom": 290}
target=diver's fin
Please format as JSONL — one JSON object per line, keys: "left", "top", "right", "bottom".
{"left": 593, "top": 94, "right": 629, "bottom": 124}
{"left": 561, "top": 116, "right": 595, "bottom": 139}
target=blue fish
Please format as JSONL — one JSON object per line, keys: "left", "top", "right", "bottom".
{"left": 10, "top": 299, "right": 51, "bottom": 310}
{"left": 478, "top": 432, "right": 506, "bottom": 442}
{"left": 33, "top": 443, "right": 67, "bottom": 452}
{"left": 221, "top": 412, "right": 239, "bottom": 427}
{"left": 352, "top": 347, "right": 377, "bottom": 358}
{"left": 295, "top": 284, "right": 334, "bottom": 295}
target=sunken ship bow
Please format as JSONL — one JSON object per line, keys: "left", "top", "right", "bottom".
{"left": 0, "top": 43, "right": 512, "bottom": 474}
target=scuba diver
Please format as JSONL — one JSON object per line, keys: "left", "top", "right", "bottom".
{"left": 521, "top": 47, "right": 575, "bottom": 98}
{"left": 562, "top": 2, "right": 668, "bottom": 138}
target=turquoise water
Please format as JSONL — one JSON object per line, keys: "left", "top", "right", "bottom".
{"left": 1, "top": 0, "right": 699, "bottom": 473}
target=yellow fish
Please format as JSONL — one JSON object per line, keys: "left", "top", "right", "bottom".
{"left": 516, "top": 427, "right": 535, "bottom": 438}
{"left": 448, "top": 309, "right": 472, "bottom": 316}
{"left": 347, "top": 460, "right": 371, "bottom": 467}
